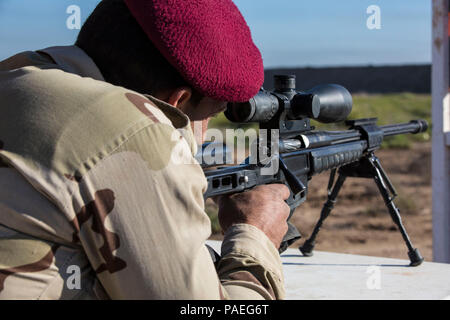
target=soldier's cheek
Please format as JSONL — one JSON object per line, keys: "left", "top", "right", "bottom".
{"left": 190, "top": 119, "right": 211, "bottom": 145}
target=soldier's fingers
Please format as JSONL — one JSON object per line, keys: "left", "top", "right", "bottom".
{"left": 256, "top": 183, "right": 290, "bottom": 200}
{"left": 269, "top": 184, "right": 290, "bottom": 200}
{"left": 281, "top": 201, "right": 291, "bottom": 219}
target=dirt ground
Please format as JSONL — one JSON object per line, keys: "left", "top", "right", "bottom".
{"left": 209, "top": 142, "right": 433, "bottom": 261}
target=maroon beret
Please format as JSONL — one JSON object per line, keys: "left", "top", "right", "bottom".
{"left": 124, "top": 0, "right": 264, "bottom": 102}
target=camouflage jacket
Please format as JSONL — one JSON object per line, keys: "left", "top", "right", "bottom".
{"left": 0, "top": 46, "right": 285, "bottom": 300}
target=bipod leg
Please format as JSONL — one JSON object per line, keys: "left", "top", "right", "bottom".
{"left": 300, "top": 169, "right": 347, "bottom": 256}
{"left": 368, "top": 155, "right": 424, "bottom": 266}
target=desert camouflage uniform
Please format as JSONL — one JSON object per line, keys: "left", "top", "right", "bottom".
{"left": 0, "top": 46, "right": 285, "bottom": 299}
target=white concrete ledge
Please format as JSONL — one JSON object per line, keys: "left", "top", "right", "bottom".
{"left": 207, "top": 240, "right": 450, "bottom": 300}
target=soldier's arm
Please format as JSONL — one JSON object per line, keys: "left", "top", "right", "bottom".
{"left": 71, "top": 122, "right": 284, "bottom": 299}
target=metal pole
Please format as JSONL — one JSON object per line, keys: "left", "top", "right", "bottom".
{"left": 432, "top": 0, "right": 450, "bottom": 263}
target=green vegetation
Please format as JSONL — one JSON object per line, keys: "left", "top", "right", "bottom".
{"left": 208, "top": 93, "right": 431, "bottom": 149}
{"left": 205, "top": 200, "right": 221, "bottom": 233}
{"left": 394, "top": 194, "right": 419, "bottom": 216}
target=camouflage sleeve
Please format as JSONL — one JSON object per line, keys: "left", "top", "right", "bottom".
{"left": 70, "top": 121, "right": 284, "bottom": 299}
{"left": 218, "top": 224, "right": 285, "bottom": 299}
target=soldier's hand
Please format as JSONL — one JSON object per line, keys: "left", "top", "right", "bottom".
{"left": 215, "top": 184, "right": 291, "bottom": 249}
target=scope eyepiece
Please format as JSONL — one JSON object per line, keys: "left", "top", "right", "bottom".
{"left": 225, "top": 90, "right": 279, "bottom": 123}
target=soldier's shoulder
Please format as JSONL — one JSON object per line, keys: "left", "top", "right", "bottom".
{"left": 0, "top": 65, "right": 189, "bottom": 184}
{"left": 0, "top": 50, "right": 54, "bottom": 71}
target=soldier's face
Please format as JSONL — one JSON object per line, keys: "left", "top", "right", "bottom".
{"left": 183, "top": 97, "right": 227, "bottom": 145}
{"left": 160, "top": 88, "right": 227, "bottom": 144}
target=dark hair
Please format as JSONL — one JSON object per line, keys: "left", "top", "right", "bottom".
{"left": 76, "top": 0, "right": 202, "bottom": 103}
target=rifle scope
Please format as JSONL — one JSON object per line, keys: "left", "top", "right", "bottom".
{"left": 225, "top": 75, "right": 353, "bottom": 124}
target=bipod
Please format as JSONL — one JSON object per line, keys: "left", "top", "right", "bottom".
{"left": 299, "top": 153, "right": 424, "bottom": 266}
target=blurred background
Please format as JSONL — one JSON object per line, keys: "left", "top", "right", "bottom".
{"left": 0, "top": 0, "right": 433, "bottom": 260}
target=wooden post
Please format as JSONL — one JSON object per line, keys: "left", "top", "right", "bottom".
{"left": 432, "top": 0, "right": 450, "bottom": 263}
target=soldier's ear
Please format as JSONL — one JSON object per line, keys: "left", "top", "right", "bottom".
{"left": 167, "top": 87, "right": 192, "bottom": 109}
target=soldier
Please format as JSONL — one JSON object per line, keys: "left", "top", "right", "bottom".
{"left": 0, "top": 0, "right": 290, "bottom": 299}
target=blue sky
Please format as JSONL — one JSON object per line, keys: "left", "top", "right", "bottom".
{"left": 0, "top": 0, "right": 431, "bottom": 68}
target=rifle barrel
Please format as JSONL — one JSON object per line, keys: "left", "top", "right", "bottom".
{"left": 279, "top": 119, "right": 428, "bottom": 153}
{"left": 380, "top": 120, "right": 428, "bottom": 137}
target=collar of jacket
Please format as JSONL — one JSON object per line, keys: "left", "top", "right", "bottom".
{"left": 37, "top": 45, "right": 105, "bottom": 81}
